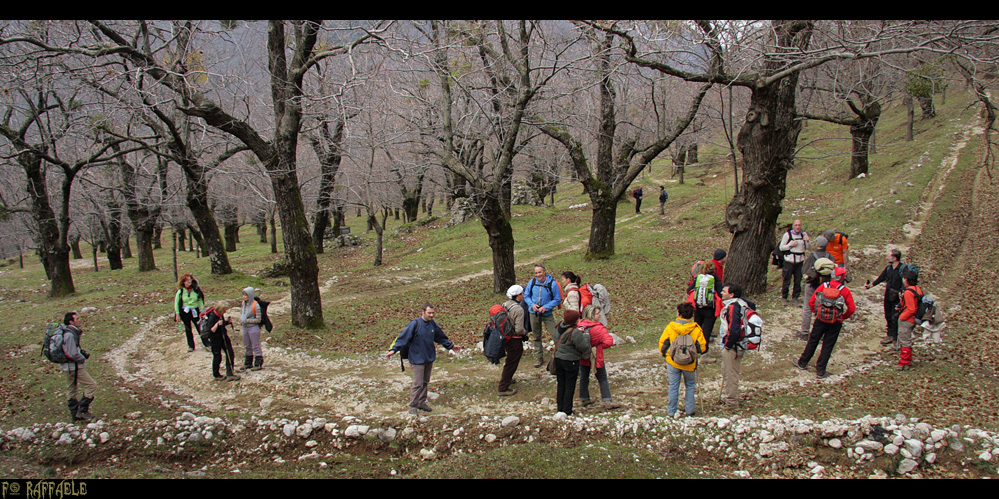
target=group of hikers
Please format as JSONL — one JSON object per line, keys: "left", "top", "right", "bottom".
{"left": 44, "top": 217, "right": 944, "bottom": 422}
{"left": 384, "top": 218, "right": 945, "bottom": 419}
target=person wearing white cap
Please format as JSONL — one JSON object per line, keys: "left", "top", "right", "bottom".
{"left": 498, "top": 285, "right": 527, "bottom": 396}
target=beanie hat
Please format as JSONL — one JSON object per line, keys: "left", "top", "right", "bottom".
{"left": 815, "top": 236, "right": 828, "bottom": 249}
{"left": 506, "top": 284, "right": 524, "bottom": 299}
{"left": 823, "top": 229, "right": 835, "bottom": 240}
{"left": 713, "top": 249, "right": 727, "bottom": 260}
{"left": 562, "top": 309, "right": 580, "bottom": 326}
{"left": 814, "top": 258, "right": 835, "bottom": 276}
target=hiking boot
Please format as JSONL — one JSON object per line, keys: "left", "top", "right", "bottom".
{"left": 408, "top": 407, "right": 419, "bottom": 415}
{"left": 581, "top": 399, "right": 594, "bottom": 407}
{"left": 226, "top": 374, "right": 241, "bottom": 382}
{"left": 816, "top": 371, "right": 831, "bottom": 379}
{"left": 240, "top": 355, "right": 253, "bottom": 372}
{"left": 796, "top": 331, "right": 810, "bottom": 340}
{"left": 213, "top": 374, "right": 226, "bottom": 381}
{"left": 188, "top": 347, "right": 195, "bottom": 353}
{"left": 533, "top": 360, "right": 544, "bottom": 368}
{"left": 68, "top": 398, "right": 82, "bottom": 422}
{"left": 76, "top": 396, "right": 95, "bottom": 421}
{"left": 791, "top": 358, "right": 808, "bottom": 371}
{"left": 251, "top": 356, "right": 264, "bottom": 371}
{"left": 880, "top": 336, "right": 895, "bottom": 346}
{"left": 417, "top": 403, "right": 433, "bottom": 412}
{"left": 498, "top": 389, "right": 518, "bottom": 397}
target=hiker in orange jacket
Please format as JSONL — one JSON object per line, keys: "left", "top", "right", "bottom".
{"left": 896, "top": 270, "right": 922, "bottom": 371}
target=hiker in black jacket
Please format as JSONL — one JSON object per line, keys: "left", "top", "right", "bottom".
{"left": 865, "top": 249, "right": 905, "bottom": 346}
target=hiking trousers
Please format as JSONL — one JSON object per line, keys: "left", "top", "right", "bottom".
{"left": 693, "top": 307, "right": 717, "bottom": 350}
{"left": 555, "top": 358, "right": 580, "bottom": 415}
{"left": 498, "top": 337, "right": 523, "bottom": 392}
{"left": 408, "top": 361, "right": 433, "bottom": 409}
{"left": 721, "top": 348, "right": 743, "bottom": 407}
{"left": 242, "top": 324, "right": 263, "bottom": 357}
{"left": 800, "top": 282, "right": 818, "bottom": 334}
{"left": 883, "top": 295, "right": 900, "bottom": 339}
{"left": 799, "top": 319, "right": 842, "bottom": 375}
{"left": 898, "top": 320, "right": 916, "bottom": 367}
{"left": 65, "top": 366, "right": 97, "bottom": 400}
{"left": 529, "top": 313, "right": 557, "bottom": 363}
{"left": 179, "top": 308, "right": 204, "bottom": 350}
{"left": 579, "top": 363, "right": 611, "bottom": 402}
{"left": 782, "top": 260, "right": 804, "bottom": 300}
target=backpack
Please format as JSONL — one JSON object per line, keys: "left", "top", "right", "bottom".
{"left": 589, "top": 283, "right": 611, "bottom": 316}
{"left": 253, "top": 297, "right": 273, "bottom": 332}
{"left": 899, "top": 263, "right": 920, "bottom": 278}
{"left": 198, "top": 308, "right": 216, "bottom": 342}
{"left": 483, "top": 304, "right": 513, "bottom": 364}
{"left": 725, "top": 299, "right": 763, "bottom": 351}
{"left": 665, "top": 322, "right": 699, "bottom": 366}
{"left": 659, "top": 190, "right": 668, "bottom": 203}
{"left": 770, "top": 229, "right": 793, "bottom": 268}
{"left": 693, "top": 274, "right": 716, "bottom": 308}
{"left": 690, "top": 260, "right": 705, "bottom": 277}
{"left": 578, "top": 284, "right": 594, "bottom": 312}
{"left": 904, "top": 286, "right": 932, "bottom": 322}
{"left": 41, "top": 323, "right": 70, "bottom": 364}
{"left": 815, "top": 282, "right": 847, "bottom": 323}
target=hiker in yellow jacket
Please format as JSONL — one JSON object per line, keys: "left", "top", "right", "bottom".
{"left": 658, "top": 303, "right": 707, "bottom": 418}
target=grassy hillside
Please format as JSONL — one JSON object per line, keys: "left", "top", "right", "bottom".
{"left": 1, "top": 83, "right": 996, "bottom": 479}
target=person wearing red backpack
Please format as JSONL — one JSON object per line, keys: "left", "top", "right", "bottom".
{"left": 792, "top": 267, "right": 855, "bottom": 378}
{"left": 560, "top": 271, "right": 582, "bottom": 313}
{"left": 719, "top": 283, "right": 755, "bottom": 408}
{"left": 686, "top": 260, "right": 723, "bottom": 357}
{"left": 896, "top": 270, "right": 922, "bottom": 371}
{"left": 498, "top": 285, "right": 527, "bottom": 396}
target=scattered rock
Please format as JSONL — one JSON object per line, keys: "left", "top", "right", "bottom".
{"left": 898, "top": 458, "right": 919, "bottom": 474}
{"left": 502, "top": 416, "right": 520, "bottom": 427}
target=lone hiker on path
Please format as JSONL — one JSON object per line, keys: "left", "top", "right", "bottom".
{"left": 659, "top": 185, "right": 669, "bottom": 215}
{"left": 60, "top": 312, "right": 98, "bottom": 422}
{"left": 634, "top": 185, "right": 644, "bottom": 214}
{"left": 386, "top": 304, "right": 461, "bottom": 415}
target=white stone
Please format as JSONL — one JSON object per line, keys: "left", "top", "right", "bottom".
{"left": 884, "top": 444, "right": 899, "bottom": 455}
{"left": 553, "top": 412, "right": 568, "bottom": 421}
{"left": 893, "top": 435, "right": 905, "bottom": 446}
{"left": 828, "top": 438, "right": 842, "bottom": 449}
{"left": 56, "top": 434, "right": 73, "bottom": 445}
{"left": 378, "top": 428, "right": 397, "bottom": 443}
{"left": 305, "top": 440, "right": 318, "bottom": 448}
{"left": 903, "top": 439, "right": 924, "bottom": 459}
{"left": 930, "top": 429, "right": 948, "bottom": 443}
{"left": 925, "top": 452, "right": 937, "bottom": 464}
{"left": 717, "top": 418, "right": 730, "bottom": 429}
{"left": 313, "top": 418, "right": 327, "bottom": 428}
{"left": 99, "top": 432, "right": 109, "bottom": 444}
{"left": 260, "top": 397, "right": 273, "bottom": 409}
{"left": 296, "top": 423, "right": 313, "bottom": 439}
{"left": 12, "top": 428, "right": 35, "bottom": 441}
{"left": 282, "top": 423, "right": 297, "bottom": 437}
{"left": 420, "top": 448, "right": 437, "bottom": 460}
{"left": 188, "top": 432, "right": 204, "bottom": 442}
{"left": 356, "top": 425, "right": 370, "bottom": 435}
{"left": 856, "top": 440, "right": 883, "bottom": 452}
{"left": 898, "top": 458, "right": 919, "bottom": 474}
{"left": 485, "top": 434, "right": 497, "bottom": 443}
{"left": 502, "top": 416, "right": 520, "bottom": 427}
{"left": 345, "top": 425, "right": 361, "bottom": 438}
{"left": 978, "top": 451, "right": 993, "bottom": 462}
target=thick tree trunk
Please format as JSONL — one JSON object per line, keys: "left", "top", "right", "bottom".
{"left": 224, "top": 223, "right": 239, "bottom": 252}
{"left": 905, "top": 96, "right": 915, "bottom": 141}
{"left": 153, "top": 224, "right": 163, "bottom": 250}
{"left": 727, "top": 84, "right": 802, "bottom": 295}
{"left": 70, "top": 235, "right": 83, "bottom": 260}
{"left": 104, "top": 201, "right": 124, "bottom": 271}
{"left": 480, "top": 197, "right": 516, "bottom": 293}
{"left": 270, "top": 166, "right": 323, "bottom": 328}
{"left": 849, "top": 123, "right": 875, "bottom": 179}
{"left": 186, "top": 179, "right": 232, "bottom": 274}
{"left": 134, "top": 226, "right": 156, "bottom": 271}
{"left": 586, "top": 196, "right": 619, "bottom": 260}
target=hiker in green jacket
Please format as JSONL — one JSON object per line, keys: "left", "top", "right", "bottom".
{"left": 174, "top": 273, "right": 207, "bottom": 352}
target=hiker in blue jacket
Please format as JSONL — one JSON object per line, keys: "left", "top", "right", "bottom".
{"left": 524, "top": 264, "right": 562, "bottom": 368}
{"left": 386, "top": 304, "right": 461, "bottom": 415}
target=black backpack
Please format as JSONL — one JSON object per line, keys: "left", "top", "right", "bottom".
{"left": 906, "top": 287, "right": 932, "bottom": 322}
{"left": 254, "top": 297, "right": 273, "bottom": 332}
{"left": 482, "top": 305, "right": 512, "bottom": 365}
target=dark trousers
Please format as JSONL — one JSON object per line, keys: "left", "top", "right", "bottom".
{"left": 693, "top": 307, "right": 717, "bottom": 352}
{"left": 635, "top": 198, "right": 643, "bottom": 213}
{"left": 179, "top": 309, "right": 206, "bottom": 349}
{"left": 555, "top": 358, "right": 580, "bottom": 415}
{"left": 782, "top": 260, "right": 804, "bottom": 300}
{"left": 210, "top": 330, "right": 236, "bottom": 377}
{"left": 798, "top": 319, "right": 843, "bottom": 375}
{"left": 884, "top": 295, "right": 900, "bottom": 339}
{"left": 498, "top": 337, "right": 524, "bottom": 392}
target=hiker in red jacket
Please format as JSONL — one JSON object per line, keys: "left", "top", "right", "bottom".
{"left": 792, "top": 266, "right": 855, "bottom": 379}
{"left": 896, "top": 270, "right": 922, "bottom": 371}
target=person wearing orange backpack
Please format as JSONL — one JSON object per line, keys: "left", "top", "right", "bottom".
{"left": 896, "top": 269, "right": 922, "bottom": 371}
{"left": 792, "top": 267, "right": 855, "bottom": 379}
{"left": 560, "top": 271, "right": 582, "bottom": 313}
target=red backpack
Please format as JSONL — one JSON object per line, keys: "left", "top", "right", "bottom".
{"left": 578, "top": 284, "right": 594, "bottom": 312}
{"left": 815, "top": 283, "right": 847, "bottom": 323}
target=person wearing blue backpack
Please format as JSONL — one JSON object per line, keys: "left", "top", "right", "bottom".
{"left": 525, "top": 264, "right": 562, "bottom": 368}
